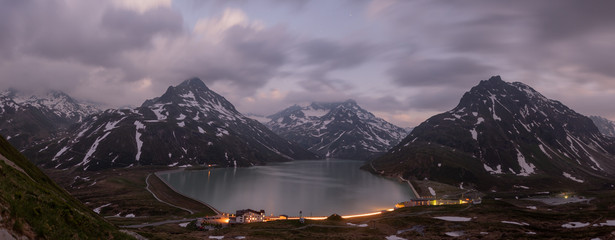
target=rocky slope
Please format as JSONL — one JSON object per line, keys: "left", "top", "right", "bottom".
{"left": 0, "top": 134, "right": 131, "bottom": 239}
{"left": 367, "top": 76, "right": 615, "bottom": 190}
{"left": 28, "top": 78, "right": 318, "bottom": 171}
{"left": 590, "top": 115, "right": 615, "bottom": 138}
{"left": 0, "top": 89, "right": 100, "bottom": 150}
{"left": 267, "top": 100, "right": 409, "bottom": 160}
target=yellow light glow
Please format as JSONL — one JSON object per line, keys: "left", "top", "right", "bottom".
{"left": 341, "top": 211, "right": 382, "bottom": 219}
{"left": 305, "top": 216, "right": 327, "bottom": 220}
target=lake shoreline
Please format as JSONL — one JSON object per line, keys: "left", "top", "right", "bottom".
{"left": 150, "top": 171, "right": 223, "bottom": 215}
{"left": 157, "top": 159, "right": 415, "bottom": 216}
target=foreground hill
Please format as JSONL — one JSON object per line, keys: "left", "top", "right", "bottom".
{"left": 266, "top": 100, "right": 409, "bottom": 160}
{"left": 29, "top": 78, "right": 317, "bottom": 171}
{"left": 367, "top": 76, "right": 615, "bottom": 190}
{"left": 0, "top": 134, "right": 130, "bottom": 239}
{"left": 0, "top": 89, "right": 100, "bottom": 150}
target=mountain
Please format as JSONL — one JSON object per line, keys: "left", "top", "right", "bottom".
{"left": 28, "top": 78, "right": 318, "bottom": 171}
{"left": 0, "top": 89, "right": 101, "bottom": 150}
{"left": 590, "top": 116, "right": 615, "bottom": 138}
{"left": 367, "top": 76, "right": 615, "bottom": 190}
{"left": 266, "top": 100, "right": 409, "bottom": 160}
{"left": 0, "top": 134, "right": 131, "bottom": 239}
{"left": 245, "top": 113, "right": 271, "bottom": 124}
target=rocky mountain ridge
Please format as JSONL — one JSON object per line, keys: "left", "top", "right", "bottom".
{"left": 367, "top": 76, "right": 615, "bottom": 190}
{"left": 590, "top": 115, "right": 615, "bottom": 138}
{"left": 27, "top": 78, "right": 317, "bottom": 171}
{"left": 0, "top": 89, "right": 101, "bottom": 150}
{"left": 266, "top": 100, "right": 409, "bottom": 160}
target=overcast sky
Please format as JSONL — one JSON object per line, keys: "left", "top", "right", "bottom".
{"left": 1, "top": 0, "right": 614, "bottom": 127}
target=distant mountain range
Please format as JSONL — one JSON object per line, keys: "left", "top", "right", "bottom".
{"left": 590, "top": 116, "right": 615, "bottom": 138}
{"left": 0, "top": 89, "right": 101, "bottom": 150}
{"left": 265, "top": 100, "right": 410, "bottom": 160}
{"left": 367, "top": 76, "right": 615, "bottom": 190}
{"left": 27, "top": 78, "right": 317, "bottom": 171}
{"left": 5, "top": 75, "right": 615, "bottom": 191}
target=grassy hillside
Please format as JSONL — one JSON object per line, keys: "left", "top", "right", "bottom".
{"left": 0, "top": 134, "right": 132, "bottom": 239}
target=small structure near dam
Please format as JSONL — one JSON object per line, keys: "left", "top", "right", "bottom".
{"left": 395, "top": 196, "right": 479, "bottom": 208}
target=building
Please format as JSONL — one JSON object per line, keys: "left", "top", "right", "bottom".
{"left": 234, "top": 209, "right": 265, "bottom": 223}
{"left": 395, "top": 198, "right": 472, "bottom": 208}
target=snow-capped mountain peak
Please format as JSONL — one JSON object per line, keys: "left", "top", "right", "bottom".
{"left": 267, "top": 99, "right": 409, "bottom": 160}
{"left": 0, "top": 89, "right": 101, "bottom": 149}
{"left": 369, "top": 76, "right": 615, "bottom": 190}
{"left": 590, "top": 115, "right": 615, "bottom": 138}
{"left": 28, "top": 77, "right": 317, "bottom": 171}
{"left": 1, "top": 89, "right": 101, "bottom": 122}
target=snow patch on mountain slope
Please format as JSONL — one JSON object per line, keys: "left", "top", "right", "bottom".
{"left": 53, "top": 146, "right": 70, "bottom": 162}
{"left": 562, "top": 172, "right": 584, "bottom": 183}
{"left": 80, "top": 132, "right": 112, "bottom": 170}
{"left": 150, "top": 104, "right": 167, "bottom": 121}
{"left": 516, "top": 148, "right": 535, "bottom": 176}
{"left": 539, "top": 144, "right": 552, "bottom": 158}
{"left": 104, "top": 118, "right": 123, "bottom": 132}
{"left": 470, "top": 128, "right": 478, "bottom": 141}
{"left": 484, "top": 164, "right": 503, "bottom": 174}
{"left": 134, "top": 121, "right": 145, "bottom": 161}
{"left": 216, "top": 128, "right": 229, "bottom": 137}
{"left": 489, "top": 94, "right": 502, "bottom": 121}
{"left": 476, "top": 117, "right": 484, "bottom": 125}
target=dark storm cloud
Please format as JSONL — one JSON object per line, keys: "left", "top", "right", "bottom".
{"left": 299, "top": 39, "right": 374, "bottom": 71}
{"left": 268, "top": 0, "right": 311, "bottom": 10}
{"left": 376, "top": 0, "right": 615, "bottom": 74}
{"left": 388, "top": 57, "right": 495, "bottom": 88}
{"left": 0, "top": 1, "right": 26, "bottom": 58}
{"left": 23, "top": 3, "right": 183, "bottom": 69}
{"left": 366, "top": 0, "right": 615, "bottom": 119}
{"left": 101, "top": 7, "right": 182, "bottom": 39}
{"left": 0, "top": 0, "right": 301, "bottom": 104}
{"left": 173, "top": 24, "right": 293, "bottom": 91}
{"left": 225, "top": 26, "right": 288, "bottom": 68}
{"left": 1, "top": 0, "right": 613, "bottom": 125}
{"left": 185, "top": 0, "right": 311, "bottom": 12}
{"left": 532, "top": 1, "right": 615, "bottom": 42}
{"left": 407, "top": 87, "right": 467, "bottom": 111}
{"left": 358, "top": 95, "right": 407, "bottom": 112}
{"left": 297, "top": 72, "right": 355, "bottom": 92}
{"left": 0, "top": 0, "right": 184, "bottom": 93}
{"left": 294, "top": 38, "right": 375, "bottom": 92}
